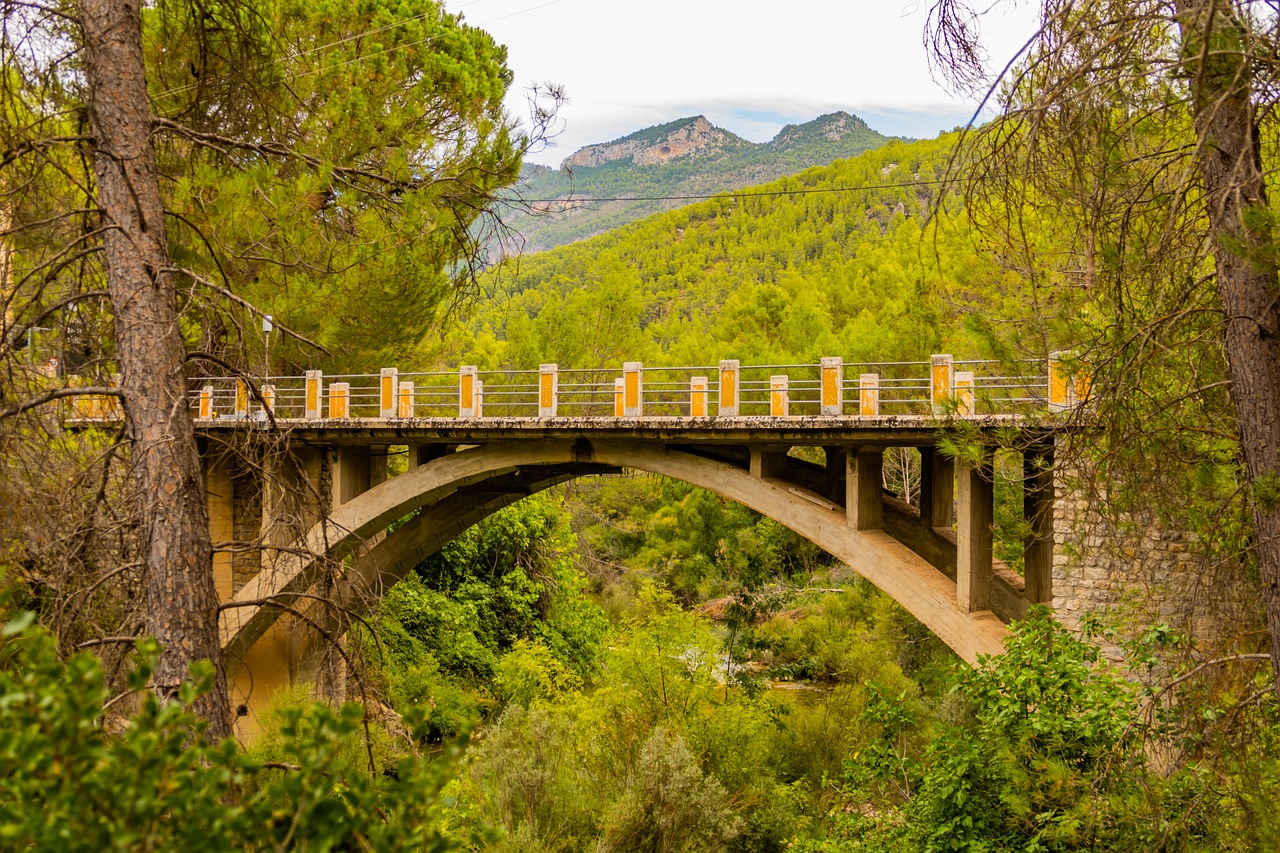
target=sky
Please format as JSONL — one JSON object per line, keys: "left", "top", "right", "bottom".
{"left": 445, "top": 0, "right": 1041, "bottom": 166}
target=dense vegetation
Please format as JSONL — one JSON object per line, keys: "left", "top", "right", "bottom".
{"left": 5, "top": 0, "right": 1280, "bottom": 849}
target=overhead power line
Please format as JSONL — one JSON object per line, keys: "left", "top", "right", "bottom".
{"left": 500, "top": 177, "right": 949, "bottom": 205}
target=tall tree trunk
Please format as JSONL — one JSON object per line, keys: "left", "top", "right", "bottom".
{"left": 1179, "top": 1, "right": 1280, "bottom": 700}
{"left": 79, "top": 0, "right": 232, "bottom": 739}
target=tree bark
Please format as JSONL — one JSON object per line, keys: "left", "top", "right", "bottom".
{"left": 1178, "top": 0, "right": 1280, "bottom": 700}
{"left": 78, "top": 0, "right": 232, "bottom": 739}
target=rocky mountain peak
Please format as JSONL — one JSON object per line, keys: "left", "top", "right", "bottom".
{"left": 561, "top": 115, "right": 739, "bottom": 170}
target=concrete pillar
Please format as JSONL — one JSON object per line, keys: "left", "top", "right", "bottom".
{"left": 539, "top": 364, "right": 558, "bottom": 418}
{"left": 304, "top": 370, "right": 322, "bottom": 419}
{"left": 199, "top": 384, "right": 214, "bottom": 419}
{"left": 234, "top": 379, "right": 248, "bottom": 417}
{"left": 614, "top": 378, "right": 624, "bottom": 417}
{"left": 955, "top": 370, "right": 974, "bottom": 417}
{"left": 957, "top": 448, "right": 995, "bottom": 613}
{"left": 770, "top": 375, "right": 789, "bottom": 417}
{"left": 919, "top": 448, "right": 955, "bottom": 529}
{"left": 261, "top": 384, "right": 275, "bottom": 415}
{"left": 206, "top": 453, "right": 235, "bottom": 601}
{"left": 930, "top": 354, "right": 953, "bottom": 415}
{"left": 859, "top": 373, "right": 880, "bottom": 416}
{"left": 750, "top": 447, "right": 789, "bottom": 479}
{"left": 231, "top": 450, "right": 263, "bottom": 594}
{"left": 623, "top": 361, "right": 643, "bottom": 417}
{"left": 718, "top": 359, "right": 740, "bottom": 417}
{"left": 820, "top": 357, "right": 843, "bottom": 415}
{"left": 332, "top": 445, "right": 372, "bottom": 509}
{"left": 328, "top": 382, "right": 350, "bottom": 419}
{"left": 398, "top": 381, "right": 414, "bottom": 418}
{"left": 371, "top": 445, "right": 389, "bottom": 488}
{"left": 408, "top": 444, "right": 450, "bottom": 469}
{"left": 690, "top": 376, "right": 709, "bottom": 417}
{"left": 459, "top": 365, "right": 478, "bottom": 418}
{"left": 379, "top": 368, "right": 398, "bottom": 419}
{"left": 847, "top": 447, "right": 884, "bottom": 530}
{"left": 1024, "top": 442, "right": 1055, "bottom": 604}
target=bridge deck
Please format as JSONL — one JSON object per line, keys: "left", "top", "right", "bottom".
{"left": 194, "top": 414, "right": 1050, "bottom": 446}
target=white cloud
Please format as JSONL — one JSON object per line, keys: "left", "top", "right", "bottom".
{"left": 450, "top": 0, "right": 1038, "bottom": 163}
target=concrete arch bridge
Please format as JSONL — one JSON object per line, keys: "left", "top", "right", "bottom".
{"left": 191, "top": 355, "right": 1084, "bottom": 728}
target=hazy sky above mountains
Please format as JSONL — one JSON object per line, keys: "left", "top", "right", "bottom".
{"left": 445, "top": 0, "right": 1040, "bottom": 165}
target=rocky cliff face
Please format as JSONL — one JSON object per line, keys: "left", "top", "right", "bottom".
{"left": 772, "top": 111, "right": 871, "bottom": 148}
{"left": 562, "top": 116, "right": 734, "bottom": 169}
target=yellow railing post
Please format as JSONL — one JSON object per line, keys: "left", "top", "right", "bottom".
{"left": 690, "top": 376, "right": 708, "bottom": 417}
{"left": 328, "top": 382, "right": 349, "bottom": 419}
{"left": 930, "top": 354, "right": 953, "bottom": 415}
{"left": 398, "top": 381, "right": 414, "bottom": 418}
{"left": 539, "top": 364, "right": 558, "bottom": 418}
{"left": 261, "top": 384, "right": 275, "bottom": 415}
{"left": 614, "top": 378, "right": 624, "bottom": 417}
{"left": 234, "top": 379, "right": 248, "bottom": 418}
{"left": 955, "top": 370, "right": 974, "bottom": 417}
{"left": 718, "top": 359, "right": 740, "bottom": 417}
{"left": 304, "top": 370, "right": 322, "bottom": 419}
{"left": 859, "top": 373, "right": 880, "bottom": 416}
{"left": 1049, "top": 351, "right": 1091, "bottom": 412}
{"left": 459, "top": 366, "right": 478, "bottom": 419}
{"left": 820, "top": 357, "right": 842, "bottom": 415}
{"left": 379, "top": 368, "right": 398, "bottom": 419}
{"left": 623, "top": 361, "right": 643, "bottom": 417}
{"left": 770, "top": 375, "right": 789, "bottom": 417}
{"left": 199, "top": 384, "right": 214, "bottom": 419}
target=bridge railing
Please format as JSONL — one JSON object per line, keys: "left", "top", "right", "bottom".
{"left": 185, "top": 353, "right": 1082, "bottom": 422}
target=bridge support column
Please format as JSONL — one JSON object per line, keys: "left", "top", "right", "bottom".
{"left": 1023, "top": 442, "right": 1055, "bottom": 604}
{"left": 957, "top": 448, "right": 994, "bottom": 613}
{"left": 206, "top": 452, "right": 235, "bottom": 601}
{"left": 750, "top": 446, "right": 789, "bottom": 479}
{"left": 920, "top": 449, "right": 955, "bottom": 530}
{"left": 332, "top": 446, "right": 372, "bottom": 509}
{"left": 847, "top": 447, "right": 884, "bottom": 530}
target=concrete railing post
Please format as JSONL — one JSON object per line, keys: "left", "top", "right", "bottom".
{"left": 539, "top": 364, "right": 558, "bottom": 418}
{"left": 820, "top": 357, "right": 842, "bottom": 415}
{"left": 954, "top": 370, "right": 974, "bottom": 417}
{"left": 261, "top": 384, "right": 275, "bottom": 415}
{"left": 930, "top": 354, "right": 953, "bottom": 415}
{"left": 718, "top": 359, "right": 740, "bottom": 417}
{"left": 328, "top": 382, "right": 350, "bottom": 419}
{"left": 614, "top": 378, "right": 624, "bottom": 417}
{"left": 690, "top": 376, "right": 708, "bottom": 417}
{"left": 623, "top": 362, "right": 643, "bottom": 417}
{"left": 234, "top": 379, "right": 248, "bottom": 418}
{"left": 770, "top": 375, "right": 789, "bottom": 417}
{"left": 859, "top": 373, "right": 879, "bottom": 416}
{"left": 199, "top": 384, "right": 214, "bottom": 419}
{"left": 304, "top": 370, "right": 322, "bottom": 419}
{"left": 1048, "top": 351, "right": 1090, "bottom": 412}
{"left": 459, "top": 366, "right": 478, "bottom": 419}
{"left": 379, "top": 368, "right": 398, "bottom": 419}
{"left": 398, "top": 381, "right": 414, "bottom": 418}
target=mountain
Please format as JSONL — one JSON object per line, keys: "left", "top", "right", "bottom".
{"left": 498, "top": 111, "right": 902, "bottom": 253}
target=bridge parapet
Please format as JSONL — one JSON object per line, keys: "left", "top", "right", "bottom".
{"left": 188, "top": 354, "right": 1085, "bottom": 422}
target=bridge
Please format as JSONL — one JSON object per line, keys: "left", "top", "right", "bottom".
{"left": 182, "top": 354, "right": 1087, "bottom": 728}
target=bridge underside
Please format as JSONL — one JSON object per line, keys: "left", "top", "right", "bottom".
{"left": 200, "top": 418, "right": 1055, "bottom": 730}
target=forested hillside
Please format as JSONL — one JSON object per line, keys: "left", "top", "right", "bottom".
{"left": 446, "top": 134, "right": 997, "bottom": 370}
{"left": 501, "top": 111, "right": 899, "bottom": 252}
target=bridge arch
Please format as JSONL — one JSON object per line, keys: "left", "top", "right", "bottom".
{"left": 220, "top": 439, "right": 1009, "bottom": 673}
